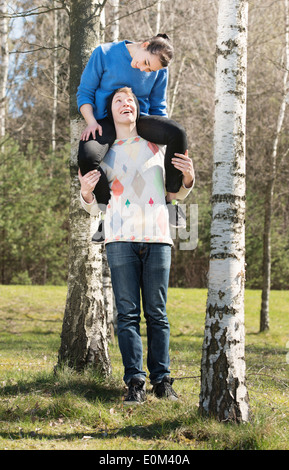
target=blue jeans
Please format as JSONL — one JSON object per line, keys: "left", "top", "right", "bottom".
{"left": 106, "top": 242, "right": 172, "bottom": 385}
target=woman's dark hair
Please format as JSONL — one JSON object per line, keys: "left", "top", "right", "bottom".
{"left": 145, "top": 33, "right": 173, "bottom": 67}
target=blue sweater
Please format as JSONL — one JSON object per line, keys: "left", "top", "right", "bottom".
{"left": 76, "top": 40, "right": 168, "bottom": 120}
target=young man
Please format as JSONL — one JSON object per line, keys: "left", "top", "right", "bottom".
{"left": 79, "top": 88, "right": 194, "bottom": 405}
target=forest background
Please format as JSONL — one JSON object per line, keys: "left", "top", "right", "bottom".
{"left": 1, "top": 0, "right": 289, "bottom": 290}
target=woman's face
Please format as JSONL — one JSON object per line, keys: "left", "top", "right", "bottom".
{"left": 130, "top": 43, "right": 163, "bottom": 72}
{"left": 111, "top": 92, "right": 137, "bottom": 124}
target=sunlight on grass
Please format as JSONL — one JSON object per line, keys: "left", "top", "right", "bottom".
{"left": 0, "top": 285, "right": 288, "bottom": 450}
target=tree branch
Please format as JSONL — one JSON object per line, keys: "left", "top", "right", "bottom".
{"left": 9, "top": 44, "right": 70, "bottom": 54}
{"left": 105, "top": 0, "right": 160, "bottom": 28}
{"left": 2, "top": 3, "right": 68, "bottom": 19}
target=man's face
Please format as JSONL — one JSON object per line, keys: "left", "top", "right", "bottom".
{"left": 111, "top": 92, "right": 137, "bottom": 125}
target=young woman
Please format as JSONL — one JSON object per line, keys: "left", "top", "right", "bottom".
{"left": 77, "top": 34, "right": 188, "bottom": 238}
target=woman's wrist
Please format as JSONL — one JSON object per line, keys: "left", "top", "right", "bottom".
{"left": 81, "top": 191, "right": 95, "bottom": 204}
{"left": 87, "top": 118, "right": 98, "bottom": 127}
{"left": 182, "top": 175, "right": 194, "bottom": 188}
{"left": 80, "top": 104, "right": 97, "bottom": 126}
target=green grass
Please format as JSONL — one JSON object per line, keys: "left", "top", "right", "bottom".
{"left": 0, "top": 285, "right": 288, "bottom": 450}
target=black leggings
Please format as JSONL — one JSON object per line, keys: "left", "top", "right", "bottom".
{"left": 78, "top": 115, "right": 187, "bottom": 206}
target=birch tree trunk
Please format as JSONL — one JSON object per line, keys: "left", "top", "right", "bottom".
{"left": 155, "top": 0, "right": 162, "bottom": 34}
{"left": 51, "top": 2, "right": 58, "bottom": 154}
{"left": 169, "top": 55, "right": 185, "bottom": 118}
{"left": 106, "top": 0, "right": 120, "bottom": 336}
{"left": 110, "top": 0, "right": 119, "bottom": 42}
{"left": 199, "top": 0, "right": 250, "bottom": 423}
{"left": 0, "top": 0, "right": 9, "bottom": 146}
{"left": 260, "top": 0, "right": 289, "bottom": 332}
{"left": 58, "top": 0, "right": 111, "bottom": 375}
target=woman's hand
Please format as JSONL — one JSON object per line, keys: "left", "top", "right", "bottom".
{"left": 80, "top": 122, "right": 103, "bottom": 141}
{"left": 172, "top": 150, "right": 195, "bottom": 188}
{"left": 79, "top": 104, "right": 103, "bottom": 140}
{"left": 78, "top": 169, "right": 101, "bottom": 203}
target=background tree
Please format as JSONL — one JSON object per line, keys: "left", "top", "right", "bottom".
{"left": 245, "top": 0, "right": 289, "bottom": 294}
{"left": 1, "top": 0, "right": 289, "bottom": 296}
{"left": 199, "top": 0, "right": 250, "bottom": 423}
{"left": 0, "top": 138, "right": 69, "bottom": 284}
{"left": 259, "top": 0, "right": 289, "bottom": 331}
{"left": 57, "top": 0, "right": 112, "bottom": 374}
{"left": 0, "top": 0, "right": 9, "bottom": 144}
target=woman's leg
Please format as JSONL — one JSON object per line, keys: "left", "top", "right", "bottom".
{"left": 78, "top": 117, "right": 116, "bottom": 206}
{"left": 137, "top": 115, "right": 187, "bottom": 195}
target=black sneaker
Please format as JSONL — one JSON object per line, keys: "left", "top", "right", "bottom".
{"left": 152, "top": 376, "right": 178, "bottom": 401}
{"left": 166, "top": 201, "right": 186, "bottom": 228}
{"left": 91, "top": 220, "right": 105, "bottom": 244}
{"left": 124, "top": 378, "right": 146, "bottom": 405}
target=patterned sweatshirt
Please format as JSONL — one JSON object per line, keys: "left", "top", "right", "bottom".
{"left": 80, "top": 136, "right": 192, "bottom": 245}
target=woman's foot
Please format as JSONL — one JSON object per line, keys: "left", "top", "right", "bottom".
{"left": 91, "top": 220, "right": 105, "bottom": 244}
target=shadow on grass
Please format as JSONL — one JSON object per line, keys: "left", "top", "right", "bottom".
{"left": 0, "top": 417, "right": 263, "bottom": 451}
{"left": 0, "top": 418, "right": 183, "bottom": 443}
{"left": 0, "top": 368, "right": 122, "bottom": 404}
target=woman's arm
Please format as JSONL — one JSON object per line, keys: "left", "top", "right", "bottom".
{"left": 148, "top": 69, "right": 168, "bottom": 116}
{"left": 77, "top": 46, "right": 105, "bottom": 140}
{"left": 79, "top": 104, "right": 103, "bottom": 141}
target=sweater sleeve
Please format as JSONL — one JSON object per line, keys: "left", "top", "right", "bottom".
{"left": 148, "top": 69, "right": 168, "bottom": 117}
{"left": 76, "top": 46, "right": 104, "bottom": 112}
{"left": 80, "top": 192, "right": 101, "bottom": 217}
{"left": 174, "top": 179, "right": 195, "bottom": 200}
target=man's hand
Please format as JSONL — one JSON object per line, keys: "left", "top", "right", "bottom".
{"left": 78, "top": 169, "right": 101, "bottom": 203}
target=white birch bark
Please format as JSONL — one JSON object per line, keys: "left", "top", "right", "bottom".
{"left": 199, "top": 0, "right": 250, "bottom": 422}
{"left": 260, "top": 0, "right": 289, "bottom": 332}
{"left": 169, "top": 55, "right": 185, "bottom": 118}
{"left": 110, "top": 0, "right": 119, "bottom": 42}
{"left": 0, "top": 1, "right": 9, "bottom": 145}
{"left": 97, "top": 0, "right": 115, "bottom": 340}
{"left": 100, "top": 2, "right": 106, "bottom": 42}
{"left": 155, "top": 0, "right": 162, "bottom": 34}
{"left": 102, "top": 246, "right": 114, "bottom": 341}
{"left": 106, "top": 0, "right": 120, "bottom": 337}
{"left": 58, "top": 0, "right": 111, "bottom": 375}
{"left": 51, "top": 2, "right": 58, "bottom": 154}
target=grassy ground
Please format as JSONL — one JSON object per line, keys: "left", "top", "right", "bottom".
{"left": 0, "top": 285, "right": 288, "bottom": 451}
